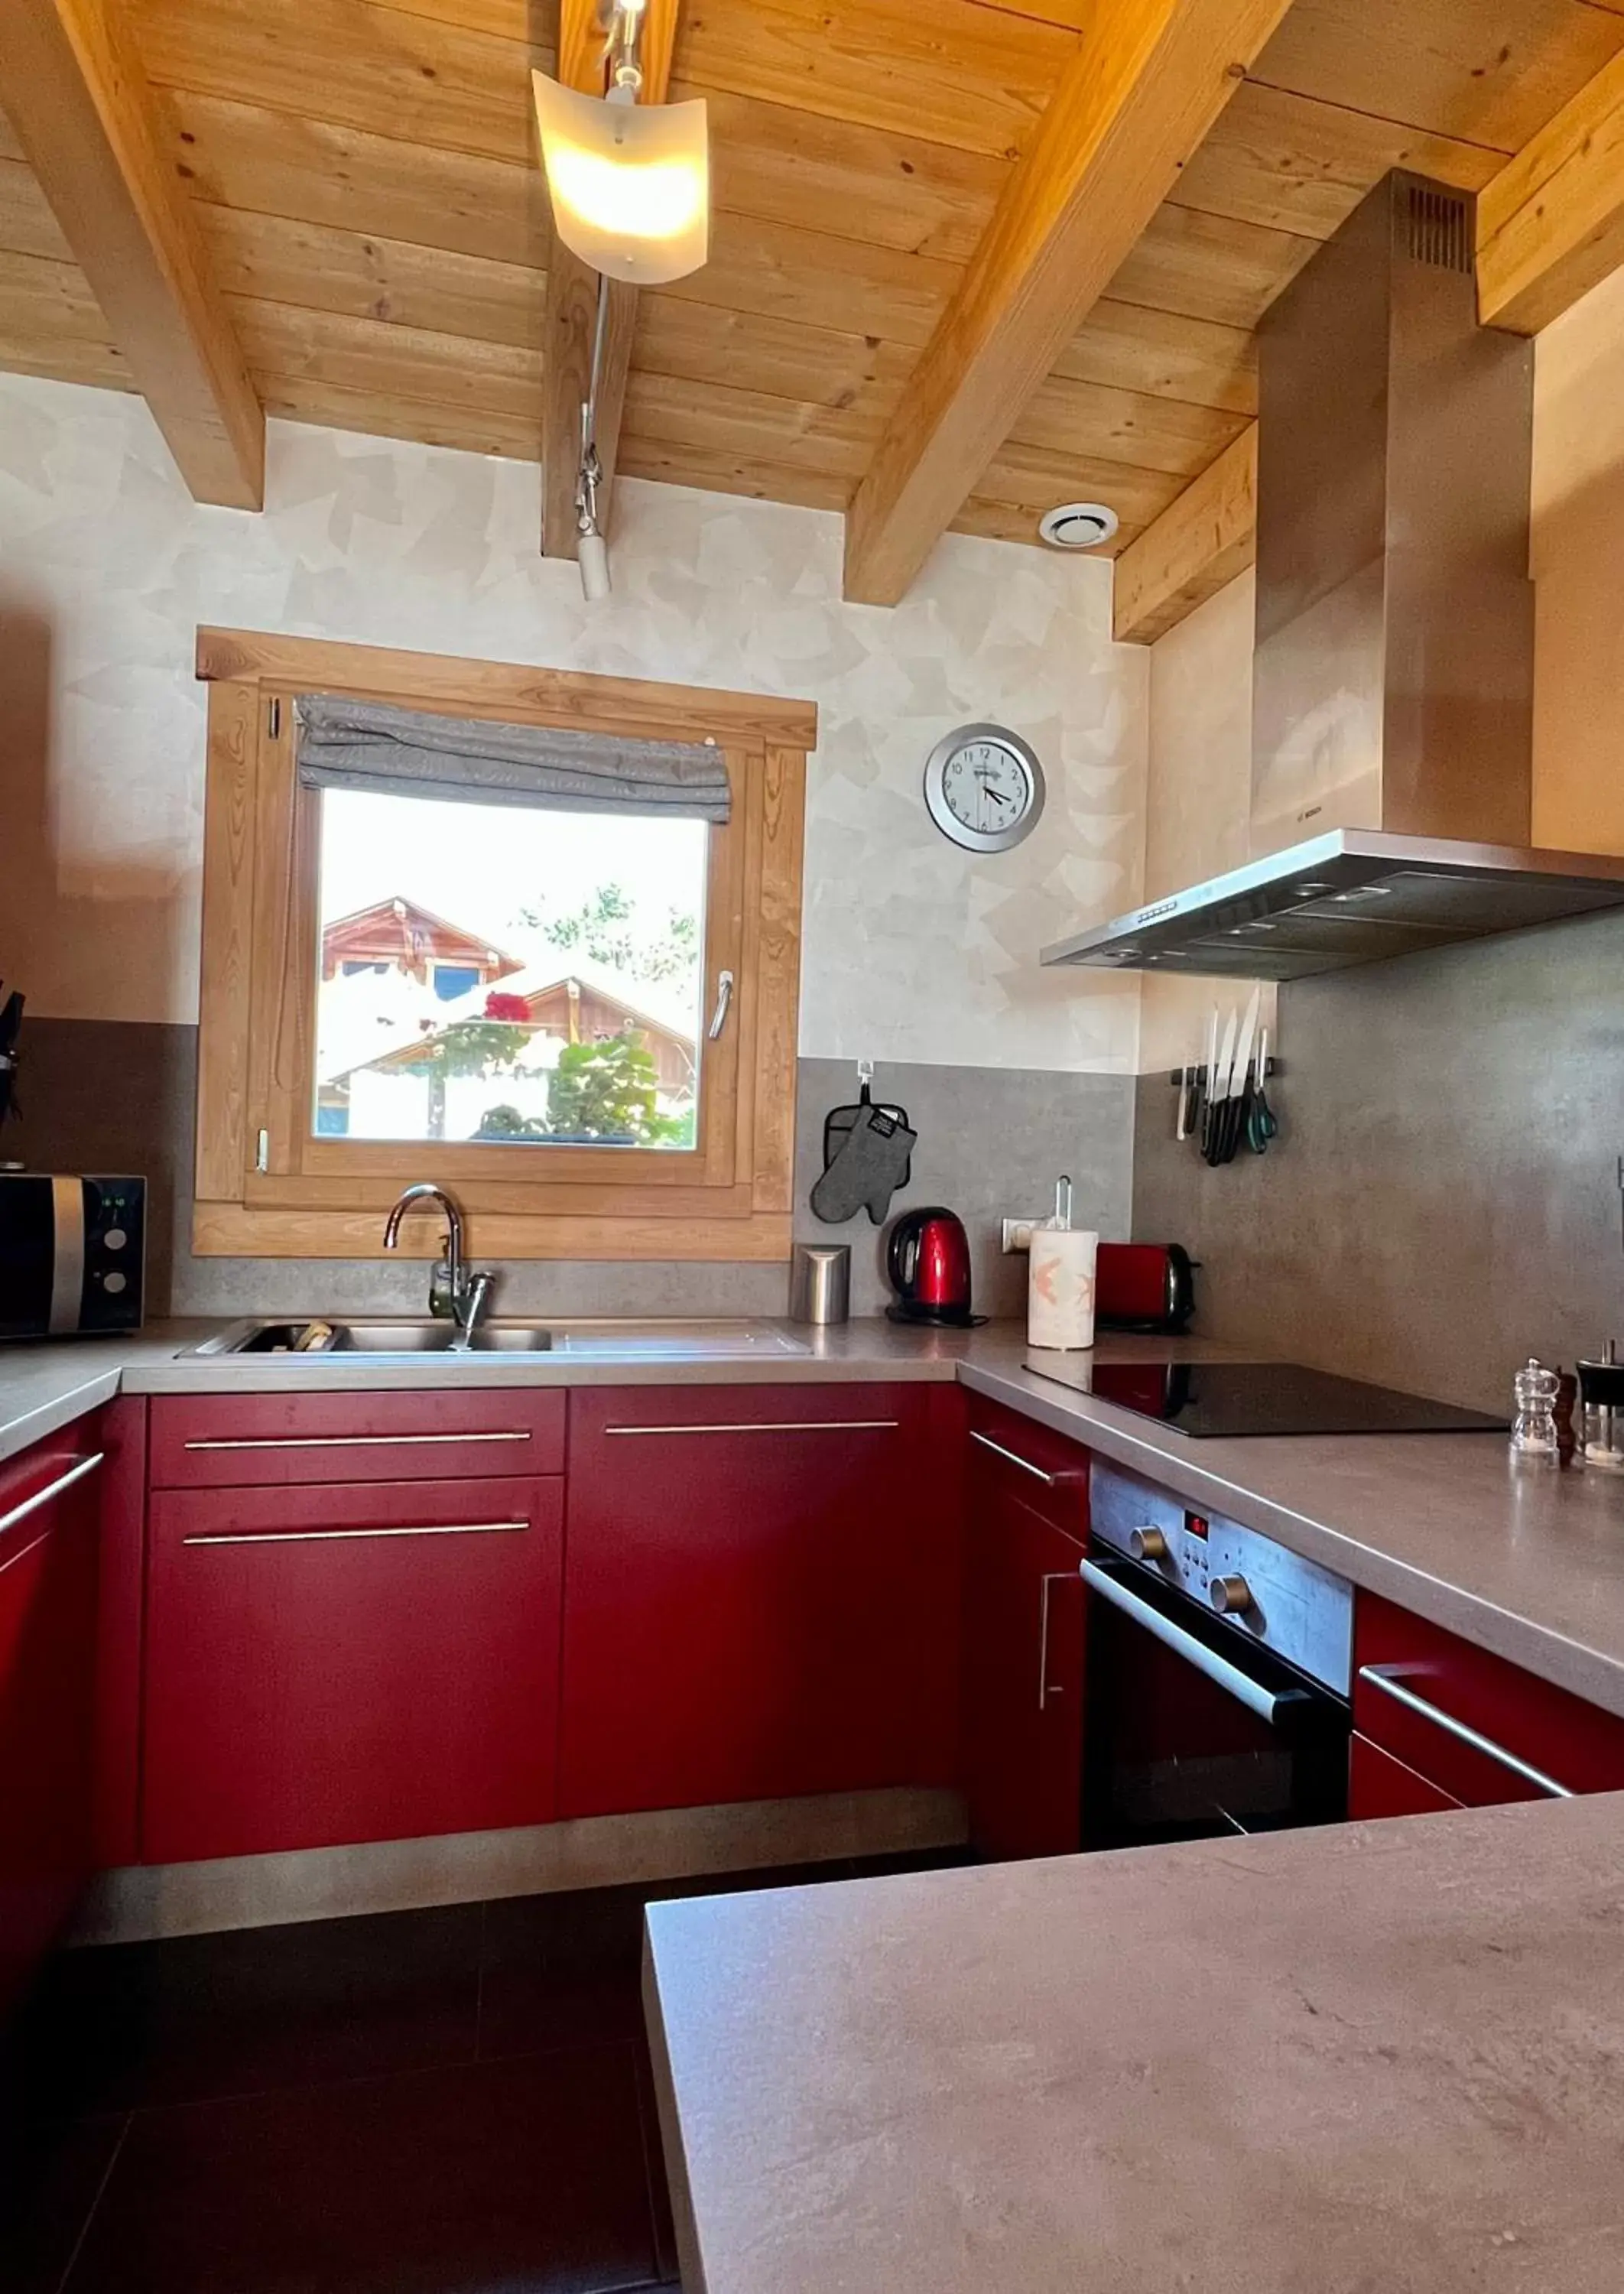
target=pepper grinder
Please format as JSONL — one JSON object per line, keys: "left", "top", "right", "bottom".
{"left": 1510, "top": 1358, "right": 1561, "bottom": 1459}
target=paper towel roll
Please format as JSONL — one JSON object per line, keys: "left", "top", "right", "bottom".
{"left": 1028, "top": 1228, "right": 1098, "bottom": 1351}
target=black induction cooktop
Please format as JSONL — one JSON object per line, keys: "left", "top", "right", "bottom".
{"left": 1022, "top": 1357, "right": 1509, "bottom": 1438}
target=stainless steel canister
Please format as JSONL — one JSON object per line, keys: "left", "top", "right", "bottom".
{"left": 789, "top": 1242, "right": 850, "bottom": 1326}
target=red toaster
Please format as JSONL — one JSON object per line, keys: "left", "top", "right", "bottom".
{"left": 1094, "top": 1243, "right": 1196, "bottom": 1334}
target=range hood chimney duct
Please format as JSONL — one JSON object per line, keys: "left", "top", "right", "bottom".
{"left": 1250, "top": 171, "right": 1532, "bottom": 858}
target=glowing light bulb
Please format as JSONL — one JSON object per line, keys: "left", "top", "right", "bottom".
{"left": 532, "top": 73, "right": 709, "bottom": 287}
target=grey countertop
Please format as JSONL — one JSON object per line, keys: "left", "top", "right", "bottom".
{"left": 643, "top": 1790, "right": 1624, "bottom": 2294}
{"left": 8, "top": 1316, "right": 1624, "bottom": 1716}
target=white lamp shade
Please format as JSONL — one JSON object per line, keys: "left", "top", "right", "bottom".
{"left": 531, "top": 73, "right": 709, "bottom": 287}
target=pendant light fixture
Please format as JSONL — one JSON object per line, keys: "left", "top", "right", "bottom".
{"left": 531, "top": 4, "right": 710, "bottom": 288}
{"left": 534, "top": 2, "right": 710, "bottom": 600}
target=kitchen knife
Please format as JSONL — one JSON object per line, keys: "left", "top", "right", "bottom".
{"left": 1223, "top": 988, "right": 1261, "bottom": 1164}
{"left": 1203, "top": 1006, "right": 1238, "bottom": 1163}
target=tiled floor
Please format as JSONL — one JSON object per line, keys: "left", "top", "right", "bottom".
{"left": 1, "top": 1850, "right": 963, "bottom": 2294}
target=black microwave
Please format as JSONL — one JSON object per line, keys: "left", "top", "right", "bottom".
{"left": 0, "top": 1174, "right": 145, "bottom": 1340}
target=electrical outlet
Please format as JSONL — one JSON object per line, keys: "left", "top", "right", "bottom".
{"left": 1001, "top": 1217, "right": 1038, "bottom": 1255}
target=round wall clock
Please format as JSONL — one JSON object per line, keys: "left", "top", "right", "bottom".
{"left": 923, "top": 723, "right": 1046, "bottom": 854}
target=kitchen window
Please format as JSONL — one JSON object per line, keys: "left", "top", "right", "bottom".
{"left": 192, "top": 629, "right": 814, "bottom": 1263}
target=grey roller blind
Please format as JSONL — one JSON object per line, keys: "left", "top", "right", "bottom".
{"left": 294, "top": 693, "right": 730, "bottom": 824}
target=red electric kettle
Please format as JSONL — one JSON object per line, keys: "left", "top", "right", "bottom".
{"left": 885, "top": 1206, "right": 983, "bottom": 1327}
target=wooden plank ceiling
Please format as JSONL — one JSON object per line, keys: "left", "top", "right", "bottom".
{"left": 0, "top": 0, "right": 1621, "bottom": 576}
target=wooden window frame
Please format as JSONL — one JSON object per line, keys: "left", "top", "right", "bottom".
{"left": 193, "top": 629, "right": 814, "bottom": 1262}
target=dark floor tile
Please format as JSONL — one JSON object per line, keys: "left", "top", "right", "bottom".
{"left": 0, "top": 2111, "right": 128, "bottom": 2294}
{"left": 24, "top": 1903, "right": 483, "bottom": 2120}
{"left": 477, "top": 1863, "right": 853, "bottom": 2058}
{"left": 62, "top": 2042, "right": 659, "bottom": 2294}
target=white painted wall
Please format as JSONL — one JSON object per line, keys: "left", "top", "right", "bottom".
{"left": 0, "top": 373, "right": 1147, "bottom": 1074}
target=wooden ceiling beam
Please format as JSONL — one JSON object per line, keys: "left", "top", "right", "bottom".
{"left": 0, "top": 0, "right": 263, "bottom": 507}
{"left": 1111, "top": 422, "right": 1255, "bottom": 644}
{"left": 839, "top": 0, "right": 1294, "bottom": 606}
{"left": 540, "top": 0, "right": 680, "bottom": 561}
{"left": 1476, "top": 47, "right": 1624, "bottom": 335}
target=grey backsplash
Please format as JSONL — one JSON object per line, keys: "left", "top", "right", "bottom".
{"left": 6, "top": 1024, "right": 1133, "bottom": 1324}
{"left": 794, "top": 1059, "right": 1132, "bottom": 1317}
{"left": 1133, "top": 908, "right": 1624, "bottom": 1414}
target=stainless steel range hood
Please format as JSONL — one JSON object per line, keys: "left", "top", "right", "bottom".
{"left": 1041, "top": 828, "right": 1624, "bottom": 981}
{"left": 1046, "top": 172, "right": 1624, "bottom": 980}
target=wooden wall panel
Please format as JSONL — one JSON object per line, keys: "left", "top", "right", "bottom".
{"left": 135, "top": 0, "right": 551, "bottom": 164}
{"left": 1105, "top": 203, "right": 1318, "bottom": 332}
{"left": 1171, "top": 80, "right": 1506, "bottom": 239}
{"left": 200, "top": 206, "right": 543, "bottom": 351}
{"left": 1251, "top": 0, "right": 1624, "bottom": 154}
{"left": 692, "top": 86, "right": 1004, "bottom": 263}
{"left": 0, "top": 249, "right": 125, "bottom": 388}
{"left": 232, "top": 300, "right": 542, "bottom": 421}
{"left": 158, "top": 88, "right": 546, "bottom": 271}
{"left": 0, "top": 155, "right": 75, "bottom": 262}
{"left": 671, "top": 0, "right": 1077, "bottom": 159}
{"left": 255, "top": 377, "right": 540, "bottom": 461}
{"left": 1012, "top": 374, "right": 1250, "bottom": 479}
{"left": 1054, "top": 300, "right": 1257, "bottom": 417}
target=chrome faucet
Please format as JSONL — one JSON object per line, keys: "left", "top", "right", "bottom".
{"left": 382, "top": 1184, "right": 495, "bottom": 1344}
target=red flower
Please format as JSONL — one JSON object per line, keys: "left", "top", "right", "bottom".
{"left": 483, "top": 991, "right": 531, "bottom": 1022}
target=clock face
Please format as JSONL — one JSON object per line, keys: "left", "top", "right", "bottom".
{"left": 923, "top": 724, "right": 1045, "bottom": 854}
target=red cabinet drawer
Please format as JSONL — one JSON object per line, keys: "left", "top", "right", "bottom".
{"left": 143, "top": 1473, "right": 562, "bottom": 1862}
{"left": 1353, "top": 1591, "right": 1624, "bottom": 1807}
{"left": 149, "top": 1388, "right": 565, "bottom": 1487}
{"left": 1349, "top": 1732, "right": 1463, "bottom": 1821}
{"left": 965, "top": 1397, "right": 1089, "bottom": 1541}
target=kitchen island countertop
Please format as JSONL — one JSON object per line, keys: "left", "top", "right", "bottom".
{"left": 644, "top": 1789, "right": 1624, "bottom": 2294}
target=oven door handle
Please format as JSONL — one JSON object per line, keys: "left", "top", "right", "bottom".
{"left": 1080, "top": 1559, "right": 1309, "bottom": 1727}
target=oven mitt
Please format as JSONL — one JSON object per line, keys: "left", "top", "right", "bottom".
{"left": 824, "top": 1097, "right": 911, "bottom": 1197}
{"left": 809, "top": 1102, "right": 918, "bottom": 1227}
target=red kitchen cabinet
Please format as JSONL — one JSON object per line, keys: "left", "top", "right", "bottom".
{"left": 143, "top": 1473, "right": 563, "bottom": 1863}
{"left": 0, "top": 1428, "right": 103, "bottom": 2011}
{"left": 1349, "top": 1732, "right": 1463, "bottom": 1821}
{"left": 962, "top": 1418, "right": 1088, "bottom": 1862}
{"left": 1353, "top": 1591, "right": 1624, "bottom": 1810}
{"left": 149, "top": 1389, "right": 564, "bottom": 1488}
{"left": 558, "top": 1384, "right": 963, "bottom": 1819}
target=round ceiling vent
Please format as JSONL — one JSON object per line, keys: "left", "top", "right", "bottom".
{"left": 1038, "top": 501, "right": 1120, "bottom": 551}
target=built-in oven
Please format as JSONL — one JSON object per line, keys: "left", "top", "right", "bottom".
{"left": 1082, "top": 1462, "right": 1353, "bottom": 1850}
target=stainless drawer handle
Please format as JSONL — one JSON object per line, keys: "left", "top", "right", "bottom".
{"left": 604, "top": 1420, "right": 899, "bottom": 1437}
{"left": 182, "top": 1430, "right": 531, "bottom": 1451}
{"left": 1357, "top": 1665, "right": 1574, "bottom": 1799}
{"left": 0, "top": 1451, "right": 104, "bottom": 1543}
{"left": 183, "top": 1519, "right": 531, "bottom": 1548}
{"left": 1080, "top": 1559, "right": 1307, "bottom": 1727}
{"left": 970, "top": 1429, "right": 1067, "bottom": 1486}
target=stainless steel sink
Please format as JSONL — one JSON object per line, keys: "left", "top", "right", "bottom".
{"left": 184, "top": 1318, "right": 807, "bottom": 1360}
{"left": 186, "top": 1319, "right": 554, "bottom": 1357}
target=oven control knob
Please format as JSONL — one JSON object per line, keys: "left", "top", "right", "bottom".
{"left": 1210, "top": 1574, "right": 1254, "bottom": 1617}
{"left": 1128, "top": 1526, "right": 1168, "bottom": 1562}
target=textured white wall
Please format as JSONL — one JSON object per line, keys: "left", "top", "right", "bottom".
{"left": 0, "top": 373, "right": 1147, "bottom": 1073}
